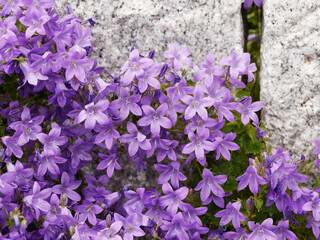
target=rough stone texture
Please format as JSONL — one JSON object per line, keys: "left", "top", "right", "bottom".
{"left": 55, "top": 0, "right": 244, "bottom": 74}
{"left": 260, "top": 0, "right": 320, "bottom": 162}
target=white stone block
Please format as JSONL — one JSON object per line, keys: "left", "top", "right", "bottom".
{"left": 54, "top": 0, "right": 244, "bottom": 74}
{"left": 260, "top": 0, "right": 320, "bottom": 157}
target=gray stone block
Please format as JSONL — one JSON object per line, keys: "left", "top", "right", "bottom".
{"left": 260, "top": 0, "right": 320, "bottom": 158}
{"left": 54, "top": 0, "right": 244, "bottom": 74}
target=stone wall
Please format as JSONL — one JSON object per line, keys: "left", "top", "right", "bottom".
{"left": 260, "top": 0, "right": 320, "bottom": 158}
{"left": 55, "top": 0, "right": 244, "bottom": 73}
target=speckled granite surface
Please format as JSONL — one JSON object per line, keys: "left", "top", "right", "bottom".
{"left": 260, "top": 0, "right": 320, "bottom": 160}
{"left": 54, "top": 0, "right": 244, "bottom": 74}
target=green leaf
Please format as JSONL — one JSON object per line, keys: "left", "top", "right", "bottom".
{"left": 255, "top": 199, "right": 263, "bottom": 212}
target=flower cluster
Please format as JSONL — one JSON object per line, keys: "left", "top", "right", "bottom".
{"left": 0, "top": 0, "right": 318, "bottom": 239}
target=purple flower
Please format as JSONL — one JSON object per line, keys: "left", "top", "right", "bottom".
{"left": 220, "top": 50, "right": 250, "bottom": 80}
{"left": 23, "top": 181, "right": 51, "bottom": 220}
{"left": 180, "top": 203, "right": 207, "bottom": 226}
{"left": 110, "top": 87, "right": 142, "bottom": 120}
{"left": 156, "top": 139, "right": 179, "bottom": 162}
{"left": 37, "top": 153, "right": 67, "bottom": 177}
{"left": 248, "top": 218, "right": 277, "bottom": 240}
{"left": 307, "top": 216, "right": 320, "bottom": 238}
{"left": 154, "top": 161, "right": 187, "bottom": 189}
{"left": 37, "top": 122, "right": 68, "bottom": 155}
{"left": 0, "top": 16, "right": 18, "bottom": 49}
{"left": 213, "top": 94, "right": 238, "bottom": 122}
{"left": 182, "top": 131, "right": 214, "bottom": 165}
{"left": 120, "top": 49, "right": 154, "bottom": 86}
{"left": 137, "top": 64, "right": 161, "bottom": 93}
{"left": 194, "top": 168, "right": 227, "bottom": 205}
{"left": 161, "top": 212, "right": 190, "bottom": 240}
{"left": 212, "top": 132, "right": 240, "bottom": 161}
{"left": 244, "top": 0, "right": 263, "bottom": 9}
{"left": 236, "top": 165, "right": 267, "bottom": 194}
{"left": 6, "top": 160, "right": 33, "bottom": 186}
{"left": 182, "top": 87, "right": 213, "bottom": 121}
{"left": 114, "top": 213, "right": 146, "bottom": 239}
{"left": 215, "top": 202, "right": 246, "bottom": 228}
{"left": 194, "top": 52, "right": 225, "bottom": 87}
{"left": 97, "top": 153, "right": 121, "bottom": 178}
{"left": 158, "top": 183, "right": 189, "bottom": 215}
{"left": 166, "top": 78, "right": 194, "bottom": 105}
{"left": 52, "top": 172, "right": 81, "bottom": 202}
{"left": 224, "top": 228, "right": 249, "bottom": 240}
{"left": 137, "top": 103, "right": 172, "bottom": 136}
{"left": 74, "top": 200, "right": 103, "bottom": 225}
{"left": 96, "top": 221, "right": 123, "bottom": 240}
{"left": 64, "top": 51, "right": 94, "bottom": 82}
{"left": 20, "top": 62, "right": 48, "bottom": 86}
{"left": 163, "top": 42, "right": 193, "bottom": 71}
{"left": 302, "top": 191, "right": 320, "bottom": 221}
{"left": 2, "top": 134, "right": 23, "bottom": 158}
{"left": 273, "top": 220, "right": 298, "bottom": 240}
{"left": 68, "top": 138, "right": 92, "bottom": 169}
{"left": 9, "top": 106, "right": 44, "bottom": 145}
{"left": 119, "top": 122, "right": 151, "bottom": 156}
{"left": 74, "top": 100, "right": 109, "bottom": 130}
{"left": 237, "top": 97, "right": 263, "bottom": 125}
{"left": 94, "top": 121, "right": 120, "bottom": 149}
{"left": 19, "top": 7, "right": 51, "bottom": 38}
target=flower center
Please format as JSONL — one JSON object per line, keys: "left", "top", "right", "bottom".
{"left": 131, "top": 62, "right": 138, "bottom": 71}
{"left": 153, "top": 112, "right": 160, "bottom": 120}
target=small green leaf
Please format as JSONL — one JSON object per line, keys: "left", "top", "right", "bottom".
{"left": 255, "top": 199, "right": 263, "bottom": 212}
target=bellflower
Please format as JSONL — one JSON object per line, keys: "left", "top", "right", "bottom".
{"left": 37, "top": 122, "right": 68, "bottom": 155}
{"left": 182, "top": 131, "right": 214, "bottom": 165}
{"left": 219, "top": 50, "right": 250, "bottom": 80}
{"left": 20, "top": 62, "right": 49, "bottom": 86}
{"left": 248, "top": 218, "right": 277, "bottom": 240}
{"left": 97, "top": 153, "right": 121, "bottom": 178}
{"left": 194, "top": 52, "right": 225, "bottom": 87}
{"left": 19, "top": 7, "right": 51, "bottom": 38}
{"left": 236, "top": 165, "right": 267, "bottom": 194}
{"left": 273, "top": 220, "right": 298, "bottom": 240}
{"left": 212, "top": 132, "right": 240, "bottom": 161}
{"left": 215, "top": 202, "right": 246, "bottom": 228}
{"left": 120, "top": 49, "right": 154, "bottom": 86}
{"left": 161, "top": 212, "right": 191, "bottom": 240}
{"left": 23, "top": 181, "right": 51, "bottom": 220}
{"left": 119, "top": 122, "right": 151, "bottom": 156}
{"left": 307, "top": 215, "right": 320, "bottom": 238}
{"left": 137, "top": 103, "right": 172, "bottom": 136}
{"left": 68, "top": 138, "right": 92, "bottom": 169}
{"left": 243, "top": 0, "right": 263, "bottom": 9}
{"left": 114, "top": 213, "right": 146, "bottom": 239}
{"left": 154, "top": 161, "right": 187, "bottom": 189}
{"left": 224, "top": 228, "right": 249, "bottom": 240}
{"left": 74, "top": 100, "right": 109, "bottom": 130}
{"left": 94, "top": 121, "right": 120, "bottom": 149}
{"left": 51, "top": 172, "right": 81, "bottom": 202}
{"left": 158, "top": 183, "right": 189, "bottom": 215}
{"left": 163, "top": 42, "right": 193, "bottom": 71}
{"left": 156, "top": 139, "right": 179, "bottom": 162}
{"left": 213, "top": 94, "right": 238, "bottom": 122}
{"left": 194, "top": 168, "right": 227, "bottom": 204}
{"left": 64, "top": 51, "right": 94, "bottom": 82}
{"left": 166, "top": 78, "right": 194, "bottom": 105}
{"left": 74, "top": 200, "right": 103, "bottom": 225}
{"left": 37, "top": 153, "right": 67, "bottom": 177}
{"left": 182, "top": 87, "right": 214, "bottom": 121}
{"left": 96, "top": 221, "right": 123, "bottom": 240}
{"left": 0, "top": 16, "right": 18, "bottom": 49}
{"left": 237, "top": 97, "right": 263, "bottom": 125}
{"left": 110, "top": 87, "right": 142, "bottom": 120}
